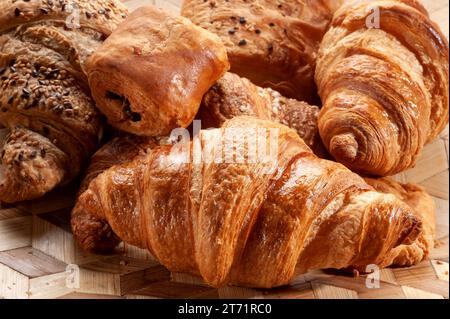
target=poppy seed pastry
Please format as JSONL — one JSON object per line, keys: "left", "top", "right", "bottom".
{"left": 182, "top": 0, "right": 344, "bottom": 103}
{"left": 198, "top": 72, "right": 326, "bottom": 157}
{"left": 86, "top": 5, "right": 230, "bottom": 137}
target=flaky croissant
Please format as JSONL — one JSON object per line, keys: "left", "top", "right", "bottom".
{"left": 0, "top": 0, "right": 127, "bottom": 203}
{"left": 198, "top": 72, "right": 326, "bottom": 156}
{"left": 72, "top": 116, "right": 425, "bottom": 288}
{"left": 364, "top": 177, "right": 435, "bottom": 267}
{"left": 316, "top": 0, "right": 449, "bottom": 176}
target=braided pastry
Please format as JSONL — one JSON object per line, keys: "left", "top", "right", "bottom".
{"left": 0, "top": 0, "right": 127, "bottom": 203}
{"left": 316, "top": 0, "right": 449, "bottom": 176}
{"left": 72, "top": 116, "right": 424, "bottom": 288}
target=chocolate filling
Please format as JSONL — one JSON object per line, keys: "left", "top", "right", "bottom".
{"left": 105, "top": 91, "right": 141, "bottom": 122}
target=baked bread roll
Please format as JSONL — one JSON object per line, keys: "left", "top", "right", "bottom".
{"left": 0, "top": 0, "right": 127, "bottom": 203}
{"left": 198, "top": 72, "right": 326, "bottom": 156}
{"left": 182, "top": 0, "right": 344, "bottom": 103}
{"left": 316, "top": 0, "right": 449, "bottom": 176}
{"left": 72, "top": 116, "right": 424, "bottom": 288}
{"left": 86, "top": 5, "right": 229, "bottom": 137}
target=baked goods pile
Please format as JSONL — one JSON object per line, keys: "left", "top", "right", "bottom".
{"left": 0, "top": 0, "right": 128, "bottom": 202}
{"left": 1, "top": 0, "right": 448, "bottom": 289}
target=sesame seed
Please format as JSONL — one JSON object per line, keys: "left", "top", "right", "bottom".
{"left": 22, "top": 88, "right": 31, "bottom": 98}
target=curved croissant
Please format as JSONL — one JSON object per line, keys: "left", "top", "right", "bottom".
{"left": 86, "top": 5, "right": 229, "bottom": 137}
{"left": 0, "top": 0, "right": 127, "bottom": 203}
{"left": 316, "top": 0, "right": 449, "bottom": 176}
{"left": 72, "top": 117, "right": 423, "bottom": 288}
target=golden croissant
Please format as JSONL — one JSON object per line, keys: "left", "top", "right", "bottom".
{"left": 72, "top": 117, "right": 432, "bottom": 288}
{"left": 316, "top": 0, "right": 449, "bottom": 176}
{"left": 0, "top": 0, "right": 128, "bottom": 203}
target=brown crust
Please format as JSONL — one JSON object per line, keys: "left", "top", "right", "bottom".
{"left": 0, "top": 127, "right": 68, "bottom": 203}
{"left": 316, "top": 0, "right": 449, "bottom": 176}
{"left": 364, "top": 177, "right": 435, "bottom": 267}
{"left": 182, "top": 0, "right": 344, "bottom": 103}
{"left": 0, "top": 0, "right": 127, "bottom": 36}
{"left": 198, "top": 72, "right": 327, "bottom": 156}
{"left": 0, "top": 0, "right": 127, "bottom": 203}
{"left": 72, "top": 116, "right": 423, "bottom": 288}
{"left": 86, "top": 5, "right": 229, "bottom": 137}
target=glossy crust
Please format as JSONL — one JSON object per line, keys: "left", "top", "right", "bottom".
{"left": 364, "top": 177, "right": 435, "bottom": 267}
{"left": 72, "top": 116, "right": 423, "bottom": 288}
{"left": 0, "top": 0, "right": 127, "bottom": 203}
{"left": 198, "top": 72, "right": 326, "bottom": 157}
{"left": 78, "top": 133, "right": 156, "bottom": 195}
{"left": 316, "top": 0, "right": 449, "bottom": 176}
{"left": 182, "top": 0, "right": 344, "bottom": 103}
{"left": 86, "top": 5, "right": 230, "bottom": 137}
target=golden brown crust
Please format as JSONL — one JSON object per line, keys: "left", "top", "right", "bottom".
{"left": 316, "top": 0, "right": 449, "bottom": 176}
{"left": 72, "top": 116, "right": 423, "bottom": 288}
{"left": 78, "top": 134, "right": 156, "bottom": 194}
{"left": 198, "top": 72, "right": 326, "bottom": 156}
{"left": 0, "top": 0, "right": 127, "bottom": 36}
{"left": 182, "top": 0, "right": 343, "bottom": 103}
{"left": 0, "top": 0, "right": 127, "bottom": 203}
{"left": 0, "top": 128, "right": 68, "bottom": 203}
{"left": 86, "top": 5, "right": 229, "bottom": 137}
{"left": 364, "top": 177, "right": 435, "bottom": 267}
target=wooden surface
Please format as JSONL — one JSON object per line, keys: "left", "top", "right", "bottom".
{"left": 0, "top": 0, "right": 449, "bottom": 299}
